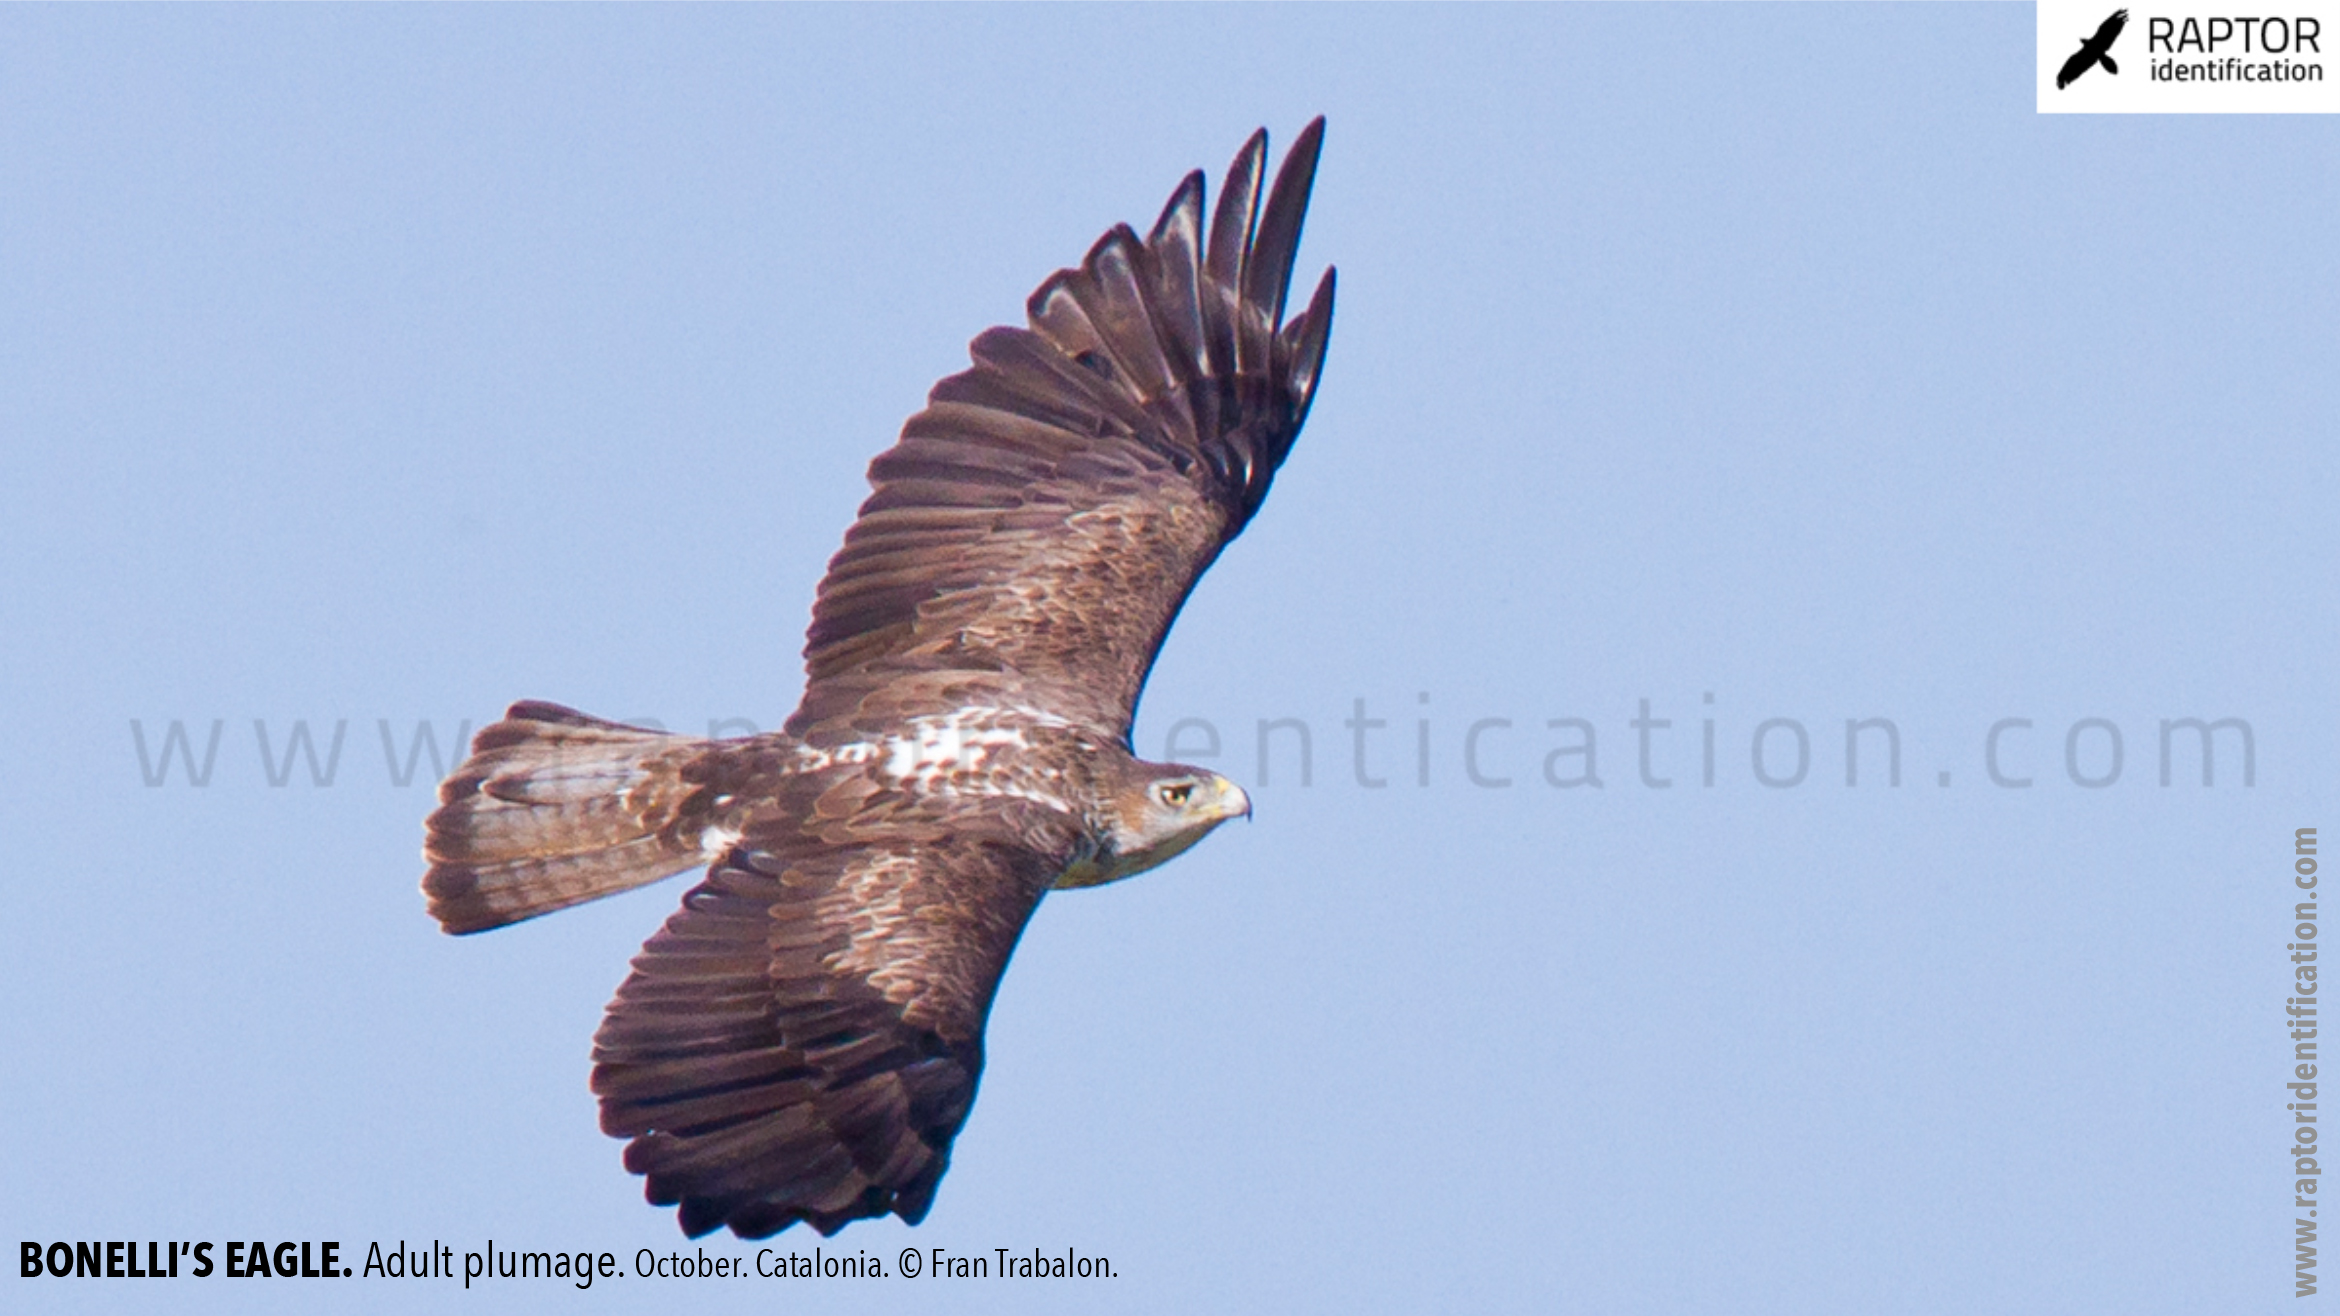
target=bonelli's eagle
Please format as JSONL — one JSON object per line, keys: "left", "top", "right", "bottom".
{"left": 421, "top": 121, "right": 1334, "bottom": 1239}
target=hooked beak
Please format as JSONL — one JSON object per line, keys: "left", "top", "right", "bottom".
{"left": 1214, "top": 776, "right": 1253, "bottom": 822}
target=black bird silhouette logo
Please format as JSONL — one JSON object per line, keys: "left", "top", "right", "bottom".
{"left": 2057, "top": 9, "right": 2130, "bottom": 89}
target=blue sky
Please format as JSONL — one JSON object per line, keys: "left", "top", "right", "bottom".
{"left": 3, "top": 7, "right": 2333, "bottom": 1314}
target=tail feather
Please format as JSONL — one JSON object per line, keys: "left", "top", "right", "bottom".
{"left": 423, "top": 701, "right": 716, "bottom": 935}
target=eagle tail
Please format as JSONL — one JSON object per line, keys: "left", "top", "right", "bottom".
{"left": 423, "top": 701, "right": 714, "bottom": 935}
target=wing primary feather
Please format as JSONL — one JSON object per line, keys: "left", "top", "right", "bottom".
{"left": 1245, "top": 116, "right": 1326, "bottom": 345}
{"left": 1063, "top": 228, "right": 1179, "bottom": 407}
{"left": 1281, "top": 266, "right": 1337, "bottom": 437}
{"left": 1145, "top": 170, "right": 1208, "bottom": 376}
{"left": 1204, "top": 129, "right": 1266, "bottom": 377}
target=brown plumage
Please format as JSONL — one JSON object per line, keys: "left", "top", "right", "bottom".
{"left": 422, "top": 120, "right": 1333, "bottom": 1238}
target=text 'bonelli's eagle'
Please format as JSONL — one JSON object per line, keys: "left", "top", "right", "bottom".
{"left": 420, "top": 121, "right": 1334, "bottom": 1239}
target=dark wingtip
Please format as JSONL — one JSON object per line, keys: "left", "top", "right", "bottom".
{"left": 1282, "top": 266, "right": 1335, "bottom": 434}
{"left": 1245, "top": 117, "right": 1326, "bottom": 333}
{"left": 1149, "top": 170, "right": 1206, "bottom": 249}
{"left": 1205, "top": 129, "right": 1267, "bottom": 302}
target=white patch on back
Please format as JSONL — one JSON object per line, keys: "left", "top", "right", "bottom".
{"left": 698, "top": 824, "right": 743, "bottom": 859}
{"left": 784, "top": 707, "right": 1083, "bottom": 815}
{"left": 881, "top": 716, "right": 1029, "bottom": 779}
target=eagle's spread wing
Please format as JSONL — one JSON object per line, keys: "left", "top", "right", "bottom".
{"left": 791, "top": 120, "right": 1335, "bottom": 745}
{"left": 592, "top": 797, "right": 1083, "bottom": 1238}
{"left": 2056, "top": 46, "right": 2094, "bottom": 89}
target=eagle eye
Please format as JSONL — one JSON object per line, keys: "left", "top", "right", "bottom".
{"left": 1157, "top": 782, "right": 1195, "bottom": 807}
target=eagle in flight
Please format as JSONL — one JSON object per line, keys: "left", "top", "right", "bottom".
{"left": 421, "top": 121, "right": 1334, "bottom": 1239}
{"left": 2056, "top": 9, "right": 2129, "bottom": 89}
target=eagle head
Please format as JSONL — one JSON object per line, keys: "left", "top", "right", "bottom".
{"left": 1059, "top": 764, "right": 1251, "bottom": 889}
